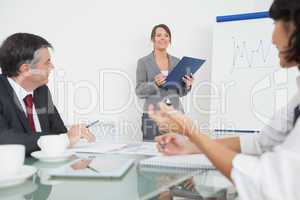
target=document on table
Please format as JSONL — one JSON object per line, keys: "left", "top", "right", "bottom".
{"left": 70, "top": 141, "right": 127, "bottom": 154}
{"left": 139, "top": 154, "right": 215, "bottom": 170}
{"left": 111, "top": 142, "right": 162, "bottom": 156}
{"left": 70, "top": 141, "right": 161, "bottom": 156}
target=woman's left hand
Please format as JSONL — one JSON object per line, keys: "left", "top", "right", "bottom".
{"left": 148, "top": 102, "right": 195, "bottom": 137}
{"left": 183, "top": 178, "right": 195, "bottom": 190}
{"left": 182, "top": 74, "right": 194, "bottom": 89}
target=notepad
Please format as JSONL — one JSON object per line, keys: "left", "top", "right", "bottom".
{"left": 139, "top": 154, "right": 215, "bottom": 170}
{"left": 49, "top": 158, "right": 134, "bottom": 178}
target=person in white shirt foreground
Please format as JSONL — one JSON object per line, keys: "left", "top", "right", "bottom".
{"left": 149, "top": 0, "right": 300, "bottom": 199}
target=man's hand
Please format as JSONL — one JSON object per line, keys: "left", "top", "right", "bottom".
{"left": 67, "top": 124, "right": 96, "bottom": 147}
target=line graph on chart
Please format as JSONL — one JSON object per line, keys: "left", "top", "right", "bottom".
{"left": 230, "top": 37, "right": 279, "bottom": 73}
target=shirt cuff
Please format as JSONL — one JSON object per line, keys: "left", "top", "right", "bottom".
{"left": 239, "top": 134, "right": 262, "bottom": 155}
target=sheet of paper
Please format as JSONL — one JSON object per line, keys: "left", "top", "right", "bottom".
{"left": 70, "top": 141, "right": 126, "bottom": 153}
{"left": 139, "top": 154, "right": 215, "bottom": 170}
{"left": 111, "top": 142, "right": 162, "bottom": 156}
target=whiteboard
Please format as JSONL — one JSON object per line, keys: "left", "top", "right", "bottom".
{"left": 210, "top": 14, "right": 298, "bottom": 131}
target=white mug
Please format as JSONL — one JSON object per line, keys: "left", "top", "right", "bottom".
{"left": 37, "top": 135, "right": 69, "bottom": 157}
{"left": 0, "top": 144, "right": 25, "bottom": 177}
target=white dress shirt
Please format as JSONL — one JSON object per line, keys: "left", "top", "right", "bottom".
{"left": 231, "top": 76, "right": 300, "bottom": 200}
{"left": 7, "top": 77, "right": 42, "bottom": 132}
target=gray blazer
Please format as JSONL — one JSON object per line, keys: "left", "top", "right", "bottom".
{"left": 136, "top": 52, "right": 191, "bottom": 113}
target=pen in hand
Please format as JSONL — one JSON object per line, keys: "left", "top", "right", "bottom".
{"left": 159, "top": 143, "right": 167, "bottom": 149}
{"left": 86, "top": 120, "right": 100, "bottom": 128}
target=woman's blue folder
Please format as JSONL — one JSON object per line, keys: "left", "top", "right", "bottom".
{"left": 163, "top": 56, "right": 205, "bottom": 89}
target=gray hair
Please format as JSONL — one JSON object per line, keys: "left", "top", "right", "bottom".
{"left": 26, "top": 46, "right": 49, "bottom": 69}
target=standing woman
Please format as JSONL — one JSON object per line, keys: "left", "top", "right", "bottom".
{"left": 136, "top": 24, "right": 193, "bottom": 140}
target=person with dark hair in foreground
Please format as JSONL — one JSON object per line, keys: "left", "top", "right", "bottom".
{"left": 149, "top": 0, "right": 300, "bottom": 199}
{"left": 0, "top": 33, "right": 95, "bottom": 155}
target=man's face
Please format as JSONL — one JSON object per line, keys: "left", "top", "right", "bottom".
{"left": 27, "top": 48, "right": 54, "bottom": 87}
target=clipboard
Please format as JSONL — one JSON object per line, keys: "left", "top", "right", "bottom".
{"left": 163, "top": 56, "right": 205, "bottom": 89}
{"left": 49, "top": 158, "right": 134, "bottom": 178}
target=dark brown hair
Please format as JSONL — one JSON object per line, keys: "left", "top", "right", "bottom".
{"left": 0, "top": 33, "right": 52, "bottom": 77}
{"left": 270, "top": 0, "right": 300, "bottom": 63}
{"left": 150, "top": 24, "right": 172, "bottom": 43}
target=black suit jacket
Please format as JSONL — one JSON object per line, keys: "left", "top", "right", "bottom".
{"left": 0, "top": 75, "right": 67, "bottom": 155}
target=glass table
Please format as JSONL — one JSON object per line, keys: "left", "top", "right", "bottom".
{"left": 0, "top": 153, "right": 236, "bottom": 200}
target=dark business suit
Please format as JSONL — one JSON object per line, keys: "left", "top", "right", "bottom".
{"left": 0, "top": 75, "right": 67, "bottom": 155}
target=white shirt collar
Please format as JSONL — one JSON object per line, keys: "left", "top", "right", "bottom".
{"left": 7, "top": 77, "right": 33, "bottom": 101}
{"left": 6, "top": 77, "right": 42, "bottom": 132}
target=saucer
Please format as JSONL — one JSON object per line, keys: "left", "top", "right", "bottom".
{"left": 0, "top": 180, "right": 37, "bottom": 198}
{"left": 0, "top": 165, "right": 37, "bottom": 188}
{"left": 37, "top": 170, "right": 63, "bottom": 186}
{"left": 31, "top": 151, "right": 73, "bottom": 162}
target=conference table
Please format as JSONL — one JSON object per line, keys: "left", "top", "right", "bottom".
{"left": 0, "top": 124, "right": 238, "bottom": 199}
{"left": 0, "top": 152, "right": 236, "bottom": 200}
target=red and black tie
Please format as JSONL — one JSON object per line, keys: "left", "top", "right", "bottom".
{"left": 23, "top": 94, "right": 36, "bottom": 132}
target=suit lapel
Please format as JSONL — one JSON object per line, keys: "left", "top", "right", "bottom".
{"left": 149, "top": 52, "right": 176, "bottom": 73}
{"left": 0, "top": 76, "right": 32, "bottom": 133}
{"left": 149, "top": 52, "right": 161, "bottom": 75}
{"left": 169, "top": 56, "right": 178, "bottom": 71}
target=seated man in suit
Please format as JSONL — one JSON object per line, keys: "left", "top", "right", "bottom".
{"left": 0, "top": 33, "right": 95, "bottom": 155}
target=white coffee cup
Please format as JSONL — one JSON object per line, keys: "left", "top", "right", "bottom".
{"left": 0, "top": 144, "right": 25, "bottom": 177}
{"left": 37, "top": 135, "right": 69, "bottom": 157}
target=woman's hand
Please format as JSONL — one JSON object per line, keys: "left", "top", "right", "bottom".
{"left": 154, "top": 73, "right": 166, "bottom": 87}
{"left": 182, "top": 74, "right": 194, "bottom": 89}
{"left": 183, "top": 178, "right": 195, "bottom": 190}
{"left": 155, "top": 133, "right": 202, "bottom": 155}
{"left": 148, "top": 102, "right": 196, "bottom": 137}
{"left": 148, "top": 104, "right": 179, "bottom": 133}
{"left": 150, "top": 103, "right": 237, "bottom": 180}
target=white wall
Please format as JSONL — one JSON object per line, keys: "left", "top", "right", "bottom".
{"left": 0, "top": 0, "right": 273, "bottom": 141}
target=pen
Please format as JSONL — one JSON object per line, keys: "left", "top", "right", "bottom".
{"left": 214, "top": 129, "right": 259, "bottom": 133}
{"left": 87, "top": 165, "right": 100, "bottom": 173}
{"left": 86, "top": 120, "right": 100, "bottom": 128}
{"left": 159, "top": 143, "right": 167, "bottom": 149}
